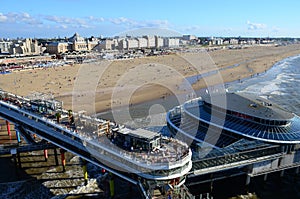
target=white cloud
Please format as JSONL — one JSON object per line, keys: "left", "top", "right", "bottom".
{"left": 88, "top": 16, "right": 104, "bottom": 23}
{"left": 21, "top": 12, "right": 42, "bottom": 25}
{"left": 109, "top": 17, "right": 169, "bottom": 29}
{"left": 0, "top": 12, "right": 42, "bottom": 25}
{"left": 45, "top": 15, "right": 74, "bottom": 24}
{"left": 44, "top": 15, "right": 94, "bottom": 29}
{"left": 1, "top": 12, "right": 171, "bottom": 37}
{"left": 0, "top": 13, "right": 8, "bottom": 22}
{"left": 109, "top": 17, "right": 131, "bottom": 25}
{"left": 247, "top": 20, "right": 266, "bottom": 30}
{"left": 1, "top": 12, "right": 169, "bottom": 31}
{"left": 143, "top": 20, "right": 169, "bottom": 28}
{"left": 22, "top": 12, "right": 30, "bottom": 19}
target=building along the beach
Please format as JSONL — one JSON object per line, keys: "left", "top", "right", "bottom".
{"left": 97, "top": 39, "right": 115, "bottom": 50}
{"left": 0, "top": 40, "right": 12, "bottom": 54}
{"left": 118, "top": 39, "right": 127, "bottom": 51}
{"left": 155, "top": 36, "right": 164, "bottom": 48}
{"left": 87, "top": 37, "right": 99, "bottom": 51}
{"left": 144, "top": 36, "right": 156, "bottom": 48}
{"left": 137, "top": 38, "right": 148, "bottom": 48}
{"left": 163, "top": 38, "right": 180, "bottom": 48}
{"left": 46, "top": 42, "right": 70, "bottom": 54}
{"left": 69, "top": 33, "right": 88, "bottom": 51}
{"left": 8, "top": 38, "right": 41, "bottom": 55}
{"left": 126, "top": 38, "right": 139, "bottom": 50}
{"left": 182, "top": 35, "right": 197, "bottom": 41}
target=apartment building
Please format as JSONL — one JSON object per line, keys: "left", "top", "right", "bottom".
{"left": 0, "top": 40, "right": 12, "bottom": 54}
{"left": 163, "top": 38, "right": 180, "bottom": 48}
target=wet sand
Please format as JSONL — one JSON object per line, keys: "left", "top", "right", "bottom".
{"left": 1, "top": 44, "right": 300, "bottom": 114}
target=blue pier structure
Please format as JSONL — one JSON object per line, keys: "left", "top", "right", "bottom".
{"left": 167, "top": 92, "right": 300, "bottom": 192}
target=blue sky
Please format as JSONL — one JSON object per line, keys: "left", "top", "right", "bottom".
{"left": 0, "top": 0, "right": 299, "bottom": 38}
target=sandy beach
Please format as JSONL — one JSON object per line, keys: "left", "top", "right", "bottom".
{"left": 1, "top": 44, "right": 300, "bottom": 114}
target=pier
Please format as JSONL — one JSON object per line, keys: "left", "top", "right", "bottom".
{"left": 2, "top": 90, "right": 300, "bottom": 198}
{"left": 0, "top": 90, "right": 193, "bottom": 198}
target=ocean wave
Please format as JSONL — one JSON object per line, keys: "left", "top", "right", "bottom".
{"left": 227, "top": 54, "right": 300, "bottom": 114}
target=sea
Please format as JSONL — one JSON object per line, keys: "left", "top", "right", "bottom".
{"left": 226, "top": 54, "right": 300, "bottom": 116}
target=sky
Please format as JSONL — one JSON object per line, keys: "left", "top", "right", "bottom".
{"left": 0, "top": 0, "right": 299, "bottom": 38}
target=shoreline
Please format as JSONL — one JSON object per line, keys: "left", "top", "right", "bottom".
{"left": 1, "top": 44, "right": 300, "bottom": 114}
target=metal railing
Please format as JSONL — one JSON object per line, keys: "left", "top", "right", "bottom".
{"left": 0, "top": 96, "right": 193, "bottom": 179}
{"left": 192, "top": 144, "right": 282, "bottom": 171}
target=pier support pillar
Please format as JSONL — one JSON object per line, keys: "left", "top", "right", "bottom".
{"left": 263, "top": 174, "right": 268, "bottom": 182}
{"left": 206, "top": 193, "right": 210, "bottom": 199}
{"left": 82, "top": 159, "right": 88, "bottom": 185}
{"left": 6, "top": 120, "right": 11, "bottom": 137}
{"left": 296, "top": 167, "right": 299, "bottom": 175}
{"left": 246, "top": 175, "right": 251, "bottom": 186}
{"left": 280, "top": 170, "right": 285, "bottom": 177}
{"left": 109, "top": 173, "right": 115, "bottom": 198}
{"left": 17, "top": 152, "right": 21, "bottom": 168}
{"left": 16, "top": 130, "right": 21, "bottom": 143}
{"left": 12, "top": 153, "right": 18, "bottom": 177}
{"left": 43, "top": 149, "right": 48, "bottom": 162}
{"left": 245, "top": 174, "right": 251, "bottom": 193}
{"left": 10, "top": 148, "right": 18, "bottom": 178}
{"left": 53, "top": 148, "right": 59, "bottom": 166}
{"left": 60, "top": 149, "right": 66, "bottom": 172}
{"left": 210, "top": 174, "right": 214, "bottom": 193}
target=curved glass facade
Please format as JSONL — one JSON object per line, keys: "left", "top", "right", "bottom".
{"left": 167, "top": 95, "right": 300, "bottom": 145}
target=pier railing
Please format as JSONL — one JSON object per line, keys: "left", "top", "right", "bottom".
{"left": 0, "top": 97, "right": 192, "bottom": 179}
{"left": 192, "top": 144, "right": 282, "bottom": 173}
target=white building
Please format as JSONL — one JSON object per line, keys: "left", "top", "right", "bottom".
{"left": 10, "top": 38, "right": 41, "bottom": 55}
{"left": 182, "top": 35, "right": 197, "bottom": 40}
{"left": 229, "top": 39, "right": 239, "bottom": 45}
{"left": 110, "top": 36, "right": 182, "bottom": 50}
{"left": 98, "top": 39, "right": 114, "bottom": 50}
{"left": 209, "top": 38, "right": 223, "bottom": 46}
{"left": 118, "top": 39, "right": 127, "bottom": 50}
{"left": 126, "top": 38, "right": 139, "bottom": 49}
{"left": 0, "top": 41, "right": 12, "bottom": 54}
{"left": 163, "top": 38, "right": 180, "bottom": 48}
{"left": 46, "top": 42, "right": 70, "bottom": 54}
{"left": 87, "top": 37, "right": 99, "bottom": 50}
{"left": 137, "top": 38, "right": 148, "bottom": 48}
{"left": 143, "top": 36, "right": 156, "bottom": 48}
{"left": 69, "top": 33, "right": 88, "bottom": 51}
{"left": 247, "top": 39, "right": 256, "bottom": 45}
{"left": 155, "top": 36, "right": 164, "bottom": 48}
{"left": 215, "top": 38, "right": 223, "bottom": 45}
